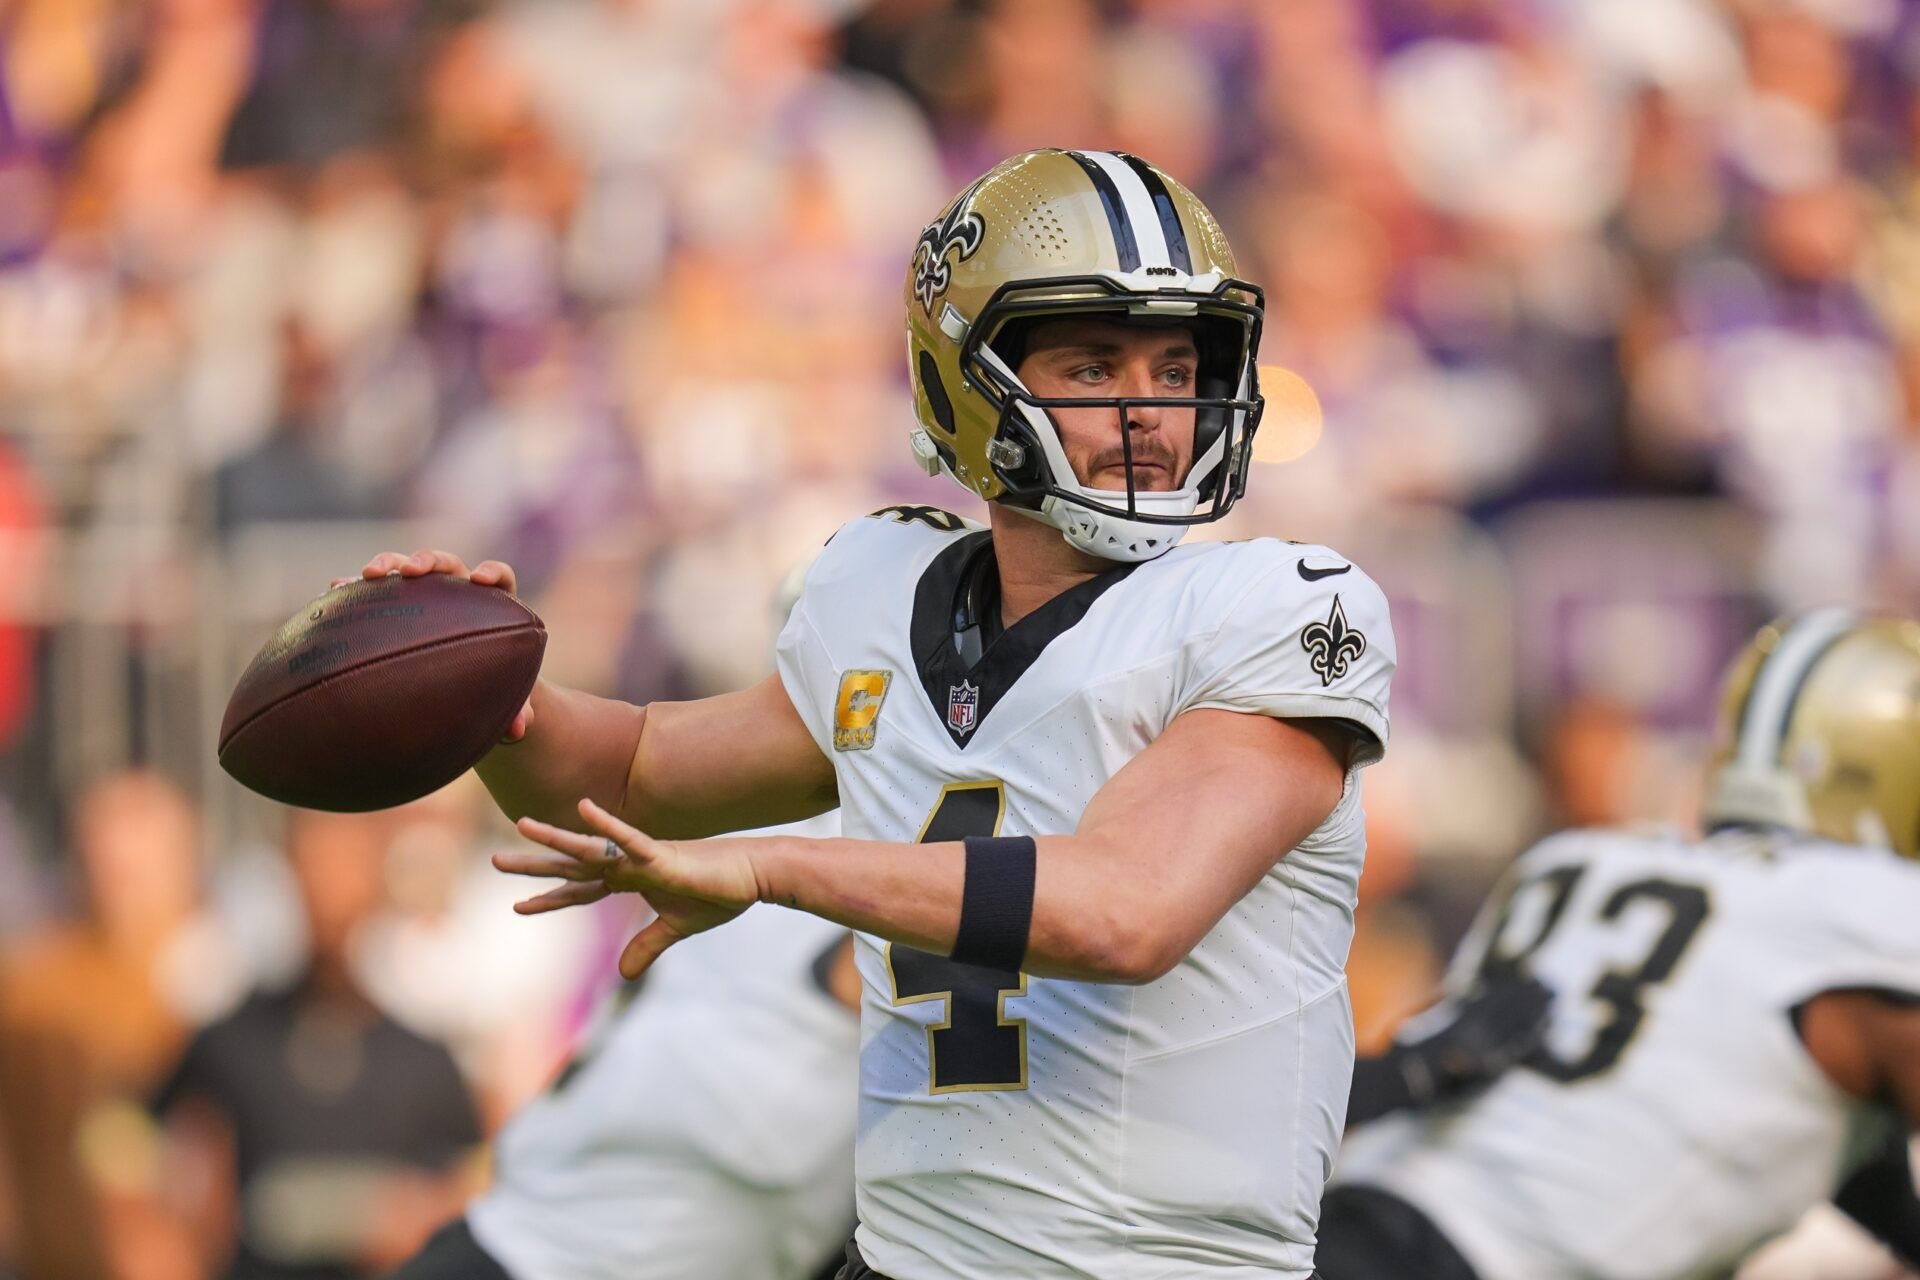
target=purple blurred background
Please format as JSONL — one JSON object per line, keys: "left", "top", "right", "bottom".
{"left": 0, "top": 1, "right": 1915, "bottom": 1275}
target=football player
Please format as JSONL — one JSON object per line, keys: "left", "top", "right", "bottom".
{"left": 389, "top": 879, "right": 858, "bottom": 1280}
{"left": 366, "top": 149, "right": 1395, "bottom": 1280}
{"left": 1321, "top": 610, "right": 1920, "bottom": 1280}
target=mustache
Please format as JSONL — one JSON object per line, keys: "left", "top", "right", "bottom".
{"left": 1087, "top": 444, "right": 1177, "bottom": 475}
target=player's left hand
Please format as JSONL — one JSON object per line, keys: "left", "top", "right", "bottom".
{"left": 494, "top": 798, "right": 762, "bottom": 979}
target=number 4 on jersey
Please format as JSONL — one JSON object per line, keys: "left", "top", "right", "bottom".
{"left": 886, "top": 780, "right": 1029, "bottom": 1093}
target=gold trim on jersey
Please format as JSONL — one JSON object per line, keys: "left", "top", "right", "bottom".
{"left": 885, "top": 944, "right": 1031, "bottom": 1095}
{"left": 911, "top": 779, "right": 1006, "bottom": 841}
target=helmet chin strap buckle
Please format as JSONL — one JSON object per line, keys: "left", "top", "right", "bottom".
{"left": 907, "top": 429, "right": 944, "bottom": 477}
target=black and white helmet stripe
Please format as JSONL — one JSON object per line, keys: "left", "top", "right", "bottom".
{"left": 1732, "top": 607, "right": 1857, "bottom": 771}
{"left": 1066, "top": 150, "right": 1189, "bottom": 274}
{"left": 1115, "top": 153, "right": 1194, "bottom": 274}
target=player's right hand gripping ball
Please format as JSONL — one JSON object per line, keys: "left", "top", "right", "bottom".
{"left": 218, "top": 575, "right": 545, "bottom": 812}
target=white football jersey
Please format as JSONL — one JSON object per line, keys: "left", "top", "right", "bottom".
{"left": 1337, "top": 827, "right": 1920, "bottom": 1280}
{"left": 468, "top": 814, "right": 858, "bottom": 1280}
{"left": 775, "top": 508, "right": 1395, "bottom": 1280}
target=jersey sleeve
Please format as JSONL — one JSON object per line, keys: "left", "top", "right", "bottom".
{"left": 1780, "top": 859, "right": 1920, "bottom": 1006}
{"left": 1176, "top": 550, "right": 1395, "bottom": 767}
{"left": 775, "top": 588, "right": 835, "bottom": 760}
{"left": 774, "top": 509, "right": 955, "bottom": 760}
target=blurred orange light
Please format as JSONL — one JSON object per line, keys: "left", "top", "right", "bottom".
{"left": 1252, "top": 366, "right": 1323, "bottom": 465}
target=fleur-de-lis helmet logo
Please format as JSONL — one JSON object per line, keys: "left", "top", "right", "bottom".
{"left": 1302, "top": 595, "right": 1367, "bottom": 687}
{"left": 912, "top": 204, "right": 986, "bottom": 315}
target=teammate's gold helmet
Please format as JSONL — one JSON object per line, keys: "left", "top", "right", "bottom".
{"left": 904, "top": 149, "right": 1264, "bottom": 562}
{"left": 1703, "top": 610, "right": 1920, "bottom": 858}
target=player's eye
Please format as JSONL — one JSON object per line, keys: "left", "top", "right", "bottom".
{"left": 1070, "top": 362, "right": 1109, "bottom": 384}
{"left": 1159, "top": 365, "right": 1194, "bottom": 389}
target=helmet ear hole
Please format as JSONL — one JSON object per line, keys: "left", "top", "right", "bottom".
{"left": 919, "top": 350, "right": 957, "bottom": 435}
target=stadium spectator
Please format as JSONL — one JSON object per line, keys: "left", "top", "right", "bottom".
{"left": 0, "top": 770, "right": 209, "bottom": 1280}
{"left": 220, "top": 0, "right": 460, "bottom": 172}
{"left": 146, "top": 809, "right": 482, "bottom": 1279}
{"left": 213, "top": 318, "right": 390, "bottom": 534}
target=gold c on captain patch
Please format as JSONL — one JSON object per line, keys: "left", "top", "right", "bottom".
{"left": 833, "top": 670, "right": 893, "bottom": 751}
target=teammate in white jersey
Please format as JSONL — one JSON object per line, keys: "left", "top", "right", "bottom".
{"left": 359, "top": 149, "right": 1397, "bottom": 1279}
{"left": 387, "top": 816, "right": 857, "bottom": 1280}
{"left": 1324, "top": 610, "right": 1920, "bottom": 1280}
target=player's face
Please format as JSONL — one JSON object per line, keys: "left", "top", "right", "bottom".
{"left": 1016, "top": 317, "right": 1199, "bottom": 492}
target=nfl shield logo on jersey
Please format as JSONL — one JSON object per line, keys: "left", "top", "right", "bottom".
{"left": 947, "top": 680, "right": 979, "bottom": 736}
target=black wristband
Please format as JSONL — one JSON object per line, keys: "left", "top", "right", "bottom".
{"left": 951, "top": 835, "right": 1036, "bottom": 972}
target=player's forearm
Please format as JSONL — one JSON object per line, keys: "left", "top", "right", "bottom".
{"left": 480, "top": 678, "right": 837, "bottom": 840}
{"left": 623, "top": 694, "right": 838, "bottom": 838}
{"left": 476, "top": 680, "right": 647, "bottom": 831}
{"left": 752, "top": 832, "right": 1198, "bottom": 983}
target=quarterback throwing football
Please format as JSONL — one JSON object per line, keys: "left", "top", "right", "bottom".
{"left": 364, "top": 150, "right": 1395, "bottom": 1280}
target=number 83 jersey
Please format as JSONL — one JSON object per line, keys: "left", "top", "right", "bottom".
{"left": 776, "top": 508, "right": 1395, "bottom": 1280}
{"left": 1336, "top": 827, "right": 1920, "bottom": 1280}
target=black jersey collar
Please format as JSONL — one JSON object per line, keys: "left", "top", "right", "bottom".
{"left": 910, "top": 531, "right": 1138, "bottom": 749}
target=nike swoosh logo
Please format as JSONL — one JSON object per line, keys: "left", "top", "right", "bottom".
{"left": 1297, "top": 562, "right": 1352, "bottom": 582}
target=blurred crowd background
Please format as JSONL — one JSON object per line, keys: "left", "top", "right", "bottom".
{"left": 1, "top": 0, "right": 1918, "bottom": 1275}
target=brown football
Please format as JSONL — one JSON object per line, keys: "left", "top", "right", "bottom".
{"left": 219, "top": 574, "right": 546, "bottom": 812}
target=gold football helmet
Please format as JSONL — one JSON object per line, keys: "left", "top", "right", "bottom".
{"left": 904, "top": 149, "right": 1264, "bottom": 562}
{"left": 1703, "top": 610, "right": 1920, "bottom": 858}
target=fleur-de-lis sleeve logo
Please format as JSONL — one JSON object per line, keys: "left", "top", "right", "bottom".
{"left": 1301, "top": 595, "right": 1367, "bottom": 687}
{"left": 912, "top": 207, "right": 986, "bottom": 314}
